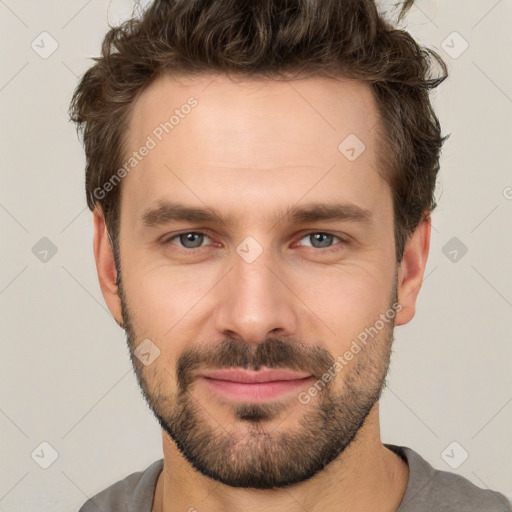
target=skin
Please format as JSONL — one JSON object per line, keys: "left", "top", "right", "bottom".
{"left": 93, "top": 73, "right": 430, "bottom": 512}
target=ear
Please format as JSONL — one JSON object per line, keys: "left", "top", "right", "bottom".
{"left": 394, "top": 214, "right": 431, "bottom": 326}
{"left": 92, "top": 207, "right": 123, "bottom": 327}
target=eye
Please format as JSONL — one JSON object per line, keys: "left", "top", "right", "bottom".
{"left": 296, "top": 232, "right": 344, "bottom": 249}
{"left": 163, "top": 230, "right": 346, "bottom": 252}
{"left": 166, "top": 231, "right": 213, "bottom": 249}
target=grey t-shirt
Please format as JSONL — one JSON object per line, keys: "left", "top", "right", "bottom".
{"left": 78, "top": 444, "right": 512, "bottom": 512}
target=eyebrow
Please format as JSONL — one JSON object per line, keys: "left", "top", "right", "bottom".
{"left": 141, "top": 200, "right": 374, "bottom": 229}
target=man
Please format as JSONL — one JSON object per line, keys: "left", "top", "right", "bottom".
{"left": 70, "top": 0, "right": 511, "bottom": 510}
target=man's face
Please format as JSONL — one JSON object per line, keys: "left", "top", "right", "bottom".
{"left": 114, "top": 74, "right": 400, "bottom": 488}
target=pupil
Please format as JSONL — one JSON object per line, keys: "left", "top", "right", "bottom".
{"left": 312, "top": 233, "right": 332, "bottom": 248}
{"left": 182, "top": 233, "right": 202, "bottom": 248}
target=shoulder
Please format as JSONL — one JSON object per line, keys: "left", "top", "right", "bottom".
{"left": 423, "top": 467, "right": 512, "bottom": 511}
{"left": 386, "top": 444, "right": 511, "bottom": 512}
{"left": 78, "top": 459, "right": 164, "bottom": 512}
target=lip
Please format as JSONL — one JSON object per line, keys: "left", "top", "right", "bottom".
{"left": 198, "top": 368, "right": 313, "bottom": 402}
{"left": 200, "top": 368, "right": 312, "bottom": 383}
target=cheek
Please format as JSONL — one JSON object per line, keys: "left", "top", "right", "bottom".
{"left": 122, "top": 263, "right": 221, "bottom": 335}
{"left": 122, "top": 250, "right": 393, "bottom": 351}
{"left": 292, "top": 263, "right": 393, "bottom": 342}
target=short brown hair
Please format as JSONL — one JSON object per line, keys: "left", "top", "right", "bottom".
{"left": 69, "top": 0, "right": 449, "bottom": 263}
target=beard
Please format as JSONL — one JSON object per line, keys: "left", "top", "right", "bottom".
{"left": 118, "top": 274, "right": 398, "bottom": 490}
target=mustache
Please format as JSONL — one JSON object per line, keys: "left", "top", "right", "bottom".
{"left": 176, "top": 336, "right": 335, "bottom": 392}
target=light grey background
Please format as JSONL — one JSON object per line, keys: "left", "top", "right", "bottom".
{"left": 0, "top": 1, "right": 511, "bottom": 510}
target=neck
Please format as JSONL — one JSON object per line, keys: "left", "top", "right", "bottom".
{"left": 152, "top": 405, "right": 409, "bottom": 512}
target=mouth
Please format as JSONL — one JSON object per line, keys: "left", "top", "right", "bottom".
{"left": 197, "top": 368, "right": 314, "bottom": 402}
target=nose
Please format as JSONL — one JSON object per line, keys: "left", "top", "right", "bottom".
{"left": 213, "top": 249, "right": 299, "bottom": 345}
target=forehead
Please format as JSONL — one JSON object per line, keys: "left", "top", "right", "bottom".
{"left": 128, "top": 73, "right": 380, "bottom": 158}
{"left": 121, "top": 73, "right": 391, "bottom": 225}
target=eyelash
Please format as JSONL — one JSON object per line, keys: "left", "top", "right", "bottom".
{"left": 163, "top": 230, "right": 348, "bottom": 252}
